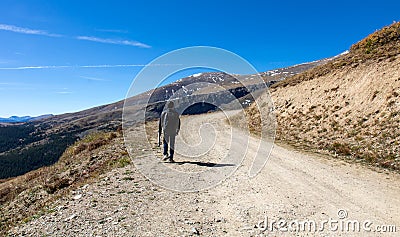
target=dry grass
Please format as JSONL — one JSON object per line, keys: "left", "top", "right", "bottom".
{"left": 72, "top": 132, "right": 117, "bottom": 155}
{"left": 244, "top": 22, "right": 400, "bottom": 171}
{"left": 0, "top": 131, "right": 128, "bottom": 235}
{"left": 229, "top": 107, "right": 262, "bottom": 137}
{"left": 273, "top": 22, "right": 400, "bottom": 89}
{"left": 230, "top": 93, "right": 276, "bottom": 140}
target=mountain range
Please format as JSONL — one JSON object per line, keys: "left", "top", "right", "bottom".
{"left": 1, "top": 19, "right": 399, "bottom": 181}
{"left": 0, "top": 55, "right": 332, "bottom": 180}
{"left": 1, "top": 22, "right": 399, "bottom": 236}
{"left": 0, "top": 114, "right": 53, "bottom": 123}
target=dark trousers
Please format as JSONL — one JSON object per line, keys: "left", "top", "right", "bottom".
{"left": 163, "top": 133, "right": 176, "bottom": 158}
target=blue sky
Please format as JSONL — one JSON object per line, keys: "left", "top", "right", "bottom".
{"left": 0, "top": 0, "right": 399, "bottom": 117}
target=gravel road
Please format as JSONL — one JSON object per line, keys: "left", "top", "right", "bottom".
{"left": 10, "top": 111, "right": 400, "bottom": 236}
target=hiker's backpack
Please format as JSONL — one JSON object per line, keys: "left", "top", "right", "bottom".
{"left": 162, "top": 109, "right": 179, "bottom": 134}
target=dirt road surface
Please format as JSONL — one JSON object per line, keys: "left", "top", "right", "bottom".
{"left": 10, "top": 111, "right": 400, "bottom": 236}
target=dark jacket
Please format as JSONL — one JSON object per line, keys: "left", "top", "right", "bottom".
{"left": 159, "top": 108, "right": 181, "bottom": 136}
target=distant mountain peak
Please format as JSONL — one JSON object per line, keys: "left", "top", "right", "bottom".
{"left": 0, "top": 114, "right": 53, "bottom": 123}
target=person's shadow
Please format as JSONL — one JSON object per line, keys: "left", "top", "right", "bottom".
{"left": 173, "top": 161, "right": 236, "bottom": 167}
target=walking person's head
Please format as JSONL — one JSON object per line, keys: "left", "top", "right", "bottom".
{"left": 167, "top": 101, "right": 174, "bottom": 109}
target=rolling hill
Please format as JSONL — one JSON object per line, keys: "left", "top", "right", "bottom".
{"left": 0, "top": 57, "right": 329, "bottom": 180}
{"left": 247, "top": 21, "right": 400, "bottom": 170}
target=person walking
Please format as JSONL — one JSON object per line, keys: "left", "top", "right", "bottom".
{"left": 158, "top": 101, "right": 180, "bottom": 162}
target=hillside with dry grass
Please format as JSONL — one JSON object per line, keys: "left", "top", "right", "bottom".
{"left": 274, "top": 22, "right": 400, "bottom": 88}
{"left": 247, "top": 22, "right": 400, "bottom": 170}
{"left": 0, "top": 130, "right": 129, "bottom": 235}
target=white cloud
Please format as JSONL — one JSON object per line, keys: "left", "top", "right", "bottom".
{"left": 79, "top": 64, "right": 147, "bottom": 68}
{"left": 56, "top": 91, "right": 73, "bottom": 94}
{"left": 80, "top": 76, "right": 108, "bottom": 81}
{"left": 55, "top": 88, "right": 73, "bottom": 94}
{"left": 77, "top": 36, "right": 151, "bottom": 48}
{"left": 0, "top": 65, "right": 71, "bottom": 70}
{"left": 0, "top": 82, "right": 30, "bottom": 86}
{"left": 0, "top": 24, "right": 61, "bottom": 37}
{"left": 95, "top": 29, "right": 129, "bottom": 33}
{"left": 0, "top": 60, "right": 12, "bottom": 64}
{"left": 0, "top": 82, "right": 35, "bottom": 90}
{"left": 0, "top": 64, "right": 182, "bottom": 70}
{"left": 0, "top": 23, "right": 150, "bottom": 48}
